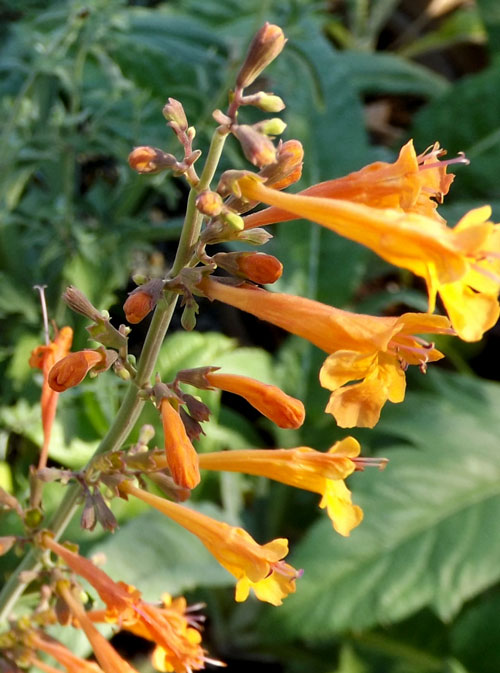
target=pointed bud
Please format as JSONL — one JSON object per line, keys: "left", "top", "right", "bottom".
{"left": 128, "top": 146, "right": 177, "bottom": 174}
{"left": 62, "top": 286, "right": 103, "bottom": 322}
{"left": 162, "top": 98, "right": 188, "bottom": 131}
{"left": 181, "top": 299, "right": 199, "bottom": 331}
{"left": 213, "top": 251, "right": 283, "bottom": 284}
{"left": 236, "top": 227, "right": 274, "bottom": 245}
{"left": 236, "top": 23, "right": 287, "bottom": 89}
{"left": 241, "top": 92, "right": 286, "bottom": 112}
{"left": 206, "top": 371, "right": 305, "bottom": 429}
{"left": 123, "top": 279, "right": 164, "bottom": 324}
{"left": 196, "top": 190, "right": 223, "bottom": 217}
{"left": 160, "top": 399, "right": 201, "bottom": 490}
{"left": 232, "top": 124, "right": 277, "bottom": 167}
{"left": 254, "top": 118, "right": 287, "bottom": 136}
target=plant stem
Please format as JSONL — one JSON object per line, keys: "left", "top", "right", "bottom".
{"left": 0, "top": 121, "right": 228, "bottom": 624}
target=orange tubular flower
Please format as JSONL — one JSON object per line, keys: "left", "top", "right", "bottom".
{"left": 243, "top": 140, "right": 459, "bottom": 229}
{"left": 48, "top": 349, "right": 105, "bottom": 392}
{"left": 198, "top": 277, "right": 451, "bottom": 428}
{"left": 160, "top": 399, "right": 201, "bottom": 490}
{"left": 238, "top": 175, "right": 500, "bottom": 342}
{"left": 27, "top": 630, "right": 103, "bottom": 673}
{"left": 205, "top": 371, "right": 304, "bottom": 429}
{"left": 198, "top": 437, "right": 382, "bottom": 536}
{"left": 120, "top": 481, "right": 301, "bottom": 606}
{"left": 41, "top": 536, "right": 210, "bottom": 673}
{"left": 29, "top": 326, "right": 73, "bottom": 469}
{"left": 57, "top": 582, "right": 140, "bottom": 673}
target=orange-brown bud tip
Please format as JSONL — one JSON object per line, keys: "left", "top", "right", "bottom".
{"left": 196, "top": 190, "right": 223, "bottom": 217}
{"left": 236, "top": 23, "right": 287, "bottom": 89}
{"left": 232, "top": 125, "right": 277, "bottom": 168}
{"left": 160, "top": 399, "right": 201, "bottom": 490}
{"left": 213, "top": 251, "right": 283, "bottom": 284}
{"left": 262, "top": 139, "right": 304, "bottom": 191}
{"left": 128, "top": 146, "right": 176, "bottom": 174}
{"left": 124, "top": 279, "right": 163, "bottom": 323}
{"left": 48, "top": 350, "right": 104, "bottom": 392}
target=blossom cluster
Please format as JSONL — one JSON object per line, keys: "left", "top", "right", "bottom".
{"left": 2, "top": 21, "right": 499, "bottom": 673}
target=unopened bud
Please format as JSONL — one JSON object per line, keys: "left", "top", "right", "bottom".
{"left": 128, "top": 146, "right": 177, "bottom": 174}
{"left": 254, "top": 118, "right": 287, "bottom": 136}
{"left": 123, "top": 279, "right": 164, "bottom": 324}
{"left": 242, "top": 92, "right": 286, "bottom": 112}
{"left": 213, "top": 251, "right": 283, "bottom": 284}
{"left": 260, "top": 139, "right": 304, "bottom": 190}
{"left": 182, "top": 394, "right": 211, "bottom": 422}
{"left": 236, "top": 23, "right": 287, "bottom": 89}
{"left": 138, "top": 424, "right": 155, "bottom": 446}
{"left": 62, "top": 286, "right": 102, "bottom": 322}
{"left": 181, "top": 301, "right": 198, "bottom": 331}
{"left": 236, "top": 227, "right": 274, "bottom": 245}
{"left": 162, "top": 98, "right": 188, "bottom": 131}
{"left": 232, "top": 124, "right": 277, "bottom": 167}
{"left": 220, "top": 210, "right": 244, "bottom": 232}
{"left": 48, "top": 349, "right": 112, "bottom": 392}
{"left": 196, "top": 190, "right": 223, "bottom": 217}
{"left": 179, "top": 407, "right": 204, "bottom": 441}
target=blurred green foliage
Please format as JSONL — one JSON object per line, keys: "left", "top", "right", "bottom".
{"left": 2, "top": 1, "right": 500, "bottom": 672}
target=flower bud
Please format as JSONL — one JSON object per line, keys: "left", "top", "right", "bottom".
{"left": 254, "top": 118, "right": 287, "bottom": 137}
{"left": 123, "top": 279, "right": 164, "bottom": 324}
{"left": 242, "top": 92, "right": 286, "bottom": 113}
{"left": 162, "top": 97, "right": 188, "bottom": 132}
{"left": 261, "top": 139, "right": 304, "bottom": 190}
{"left": 196, "top": 190, "right": 223, "bottom": 217}
{"left": 181, "top": 302, "right": 198, "bottom": 331}
{"left": 128, "top": 146, "right": 177, "bottom": 174}
{"left": 48, "top": 350, "right": 106, "bottom": 392}
{"left": 236, "top": 228, "right": 274, "bottom": 245}
{"left": 213, "top": 251, "right": 283, "bottom": 284}
{"left": 206, "top": 371, "right": 305, "bottom": 429}
{"left": 62, "top": 286, "right": 103, "bottom": 322}
{"left": 232, "top": 124, "right": 277, "bottom": 167}
{"left": 160, "top": 398, "right": 201, "bottom": 490}
{"left": 236, "top": 23, "right": 287, "bottom": 89}
{"left": 220, "top": 210, "right": 245, "bottom": 232}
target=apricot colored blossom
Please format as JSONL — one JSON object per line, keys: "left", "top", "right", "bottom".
{"left": 198, "top": 437, "right": 377, "bottom": 535}
{"left": 198, "top": 277, "right": 451, "bottom": 427}
{"left": 57, "top": 582, "right": 140, "bottom": 673}
{"left": 243, "top": 140, "right": 458, "bottom": 229}
{"left": 29, "top": 326, "right": 73, "bottom": 468}
{"left": 41, "top": 536, "right": 210, "bottom": 673}
{"left": 205, "top": 371, "right": 305, "bottom": 429}
{"left": 120, "top": 481, "right": 301, "bottom": 606}
{"left": 48, "top": 349, "right": 105, "bottom": 392}
{"left": 238, "top": 175, "right": 500, "bottom": 342}
{"left": 160, "top": 398, "right": 201, "bottom": 490}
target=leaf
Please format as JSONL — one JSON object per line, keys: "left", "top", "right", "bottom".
{"left": 337, "top": 51, "right": 449, "bottom": 98}
{"left": 260, "top": 371, "right": 500, "bottom": 641}
{"left": 476, "top": 0, "right": 500, "bottom": 54}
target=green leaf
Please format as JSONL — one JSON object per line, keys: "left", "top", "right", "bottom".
{"left": 260, "top": 371, "right": 500, "bottom": 640}
{"left": 476, "top": 0, "right": 500, "bottom": 54}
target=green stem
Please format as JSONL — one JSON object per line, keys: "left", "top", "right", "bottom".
{"left": 0, "top": 121, "right": 228, "bottom": 624}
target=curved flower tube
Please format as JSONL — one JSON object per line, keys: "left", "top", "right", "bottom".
{"left": 120, "top": 481, "right": 301, "bottom": 606}
{"left": 198, "top": 277, "right": 451, "bottom": 427}
{"left": 237, "top": 175, "right": 500, "bottom": 342}
{"left": 198, "top": 437, "right": 383, "bottom": 535}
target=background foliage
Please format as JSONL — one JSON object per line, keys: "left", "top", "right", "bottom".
{"left": 1, "top": 0, "right": 500, "bottom": 671}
